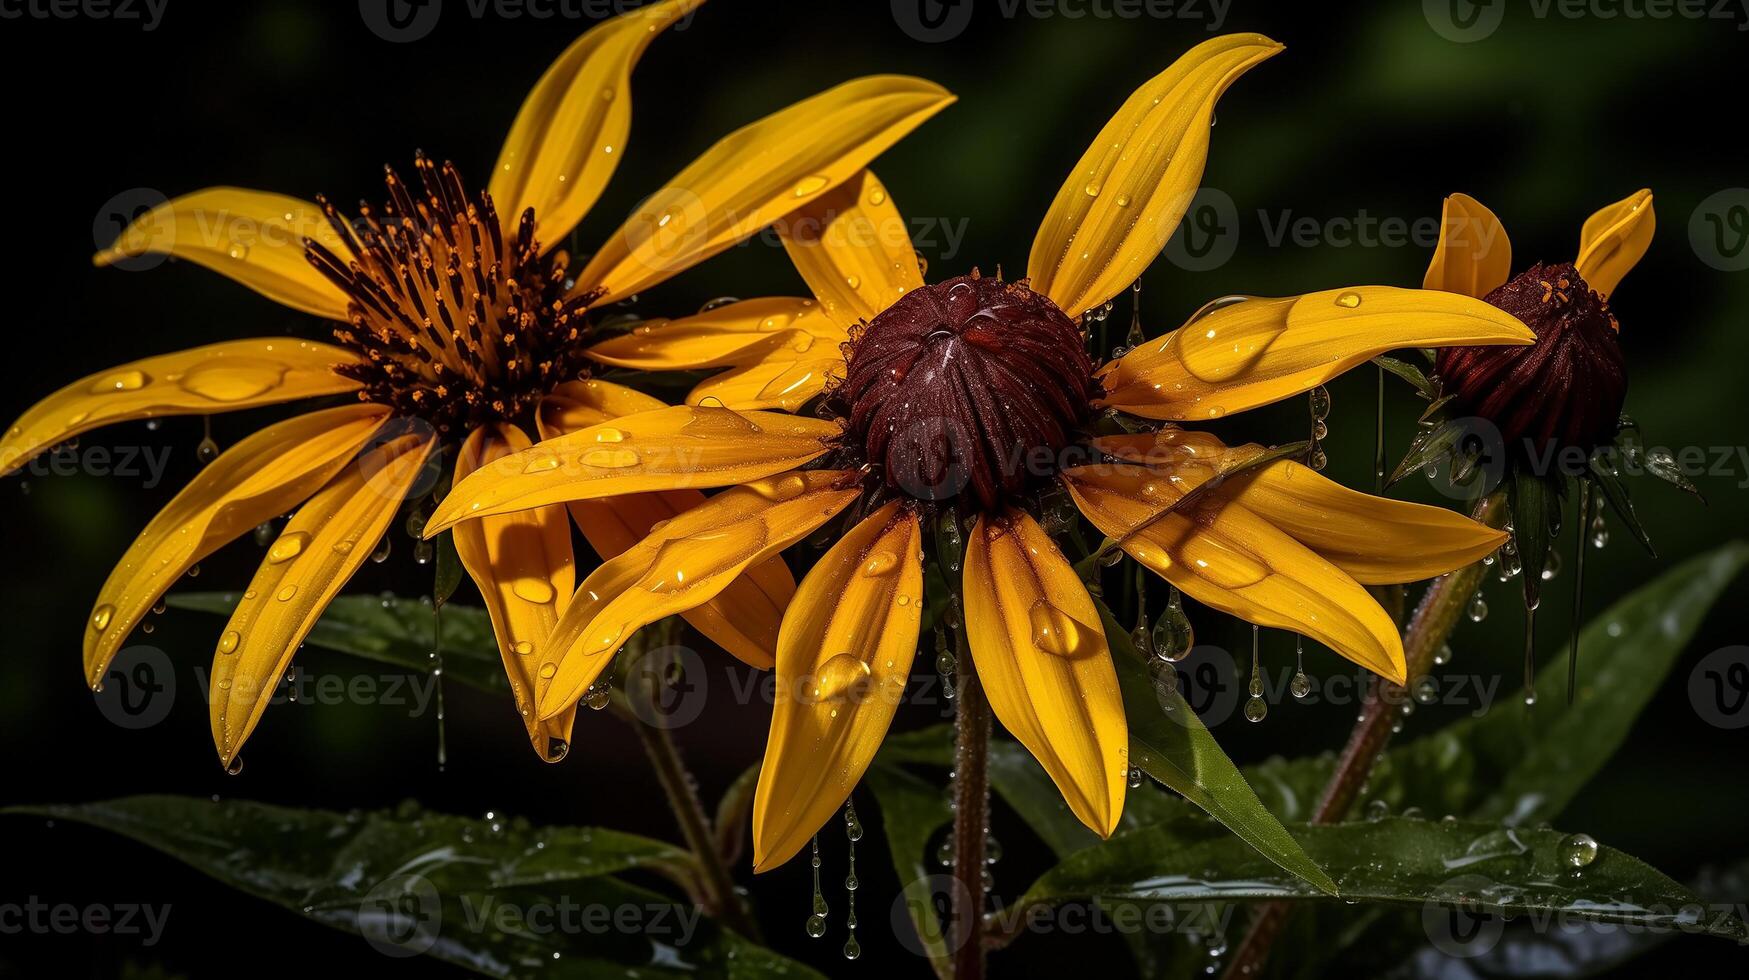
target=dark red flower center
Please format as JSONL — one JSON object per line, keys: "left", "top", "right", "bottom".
{"left": 305, "top": 154, "right": 597, "bottom": 436}
{"left": 1436, "top": 261, "right": 1627, "bottom": 455}
{"left": 830, "top": 273, "right": 1096, "bottom": 512}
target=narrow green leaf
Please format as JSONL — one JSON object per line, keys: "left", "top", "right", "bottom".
{"left": 168, "top": 592, "right": 508, "bottom": 695}
{"left": 1373, "top": 355, "right": 1439, "bottom": 400}
{"left": 1100, "top": 601, "right": 1339, "bottom": 897}
{"left": 433, "top": 531, "right": 464, "bottom": 610}
{"left": 1017, "top": 817, "right": 1748, "bottom": 944}
{"left": 1509, "top": 467, "right": 1556, "bottom": 608}
{"left": 864, "top": 762, "right": 955, "bottom": 977}
{"left": 3, "top": 796, "right": 814, "bottom": 980}
{"left": 1588, "top": 457, "right": 1659, "bottom": 557}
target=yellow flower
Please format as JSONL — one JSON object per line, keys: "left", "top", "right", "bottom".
{"left": 0, "top": 0, "right": 954, "bottom": 769}
{"left": 426, "top": 33, "right": 1531, "bottom": 870}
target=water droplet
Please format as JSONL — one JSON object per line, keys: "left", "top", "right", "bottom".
{"left": 196, "top": 436, "right": 220, "bottom": 464}
{"left": 1467, "top": 591, "right": 1489, "bottom": 622}
{"left": 579, "top": 447, "right": 640, "bottom": 469}
{"left": 812, "top": 654, "right": 871, "bottom": 703}
{"left": 1334, "top": 291, "right": 1362, "bottom": 309}
{"left": 538, "top": 663, "right": 557, "bottom": 679}
{"left": 1127, "top": 766, "right": 1144, "bottom": 788}
{"left": 1244, "top": 697, "right": 1268, "bottom": 723}
{"left": 1150, "top": 587, "right": 1193, "bottom": 662}
{"left": 218, "top": 630, "right": 241, "bottom": 655}
{"left": 91, "top": 369, "right": 149, "bottom": 393}
{"left": 1028, "top": 599, "right": 1084, "bottom": 656}
{"left": 1560, "top": 832, "right": 1598, "bottom": 869}
{"left": 276, "top": 585, "right": 298, "bottom": 602}
{"left": 91, "top": 604, "right": 115, "bottom": 632}
{"left": 793, "top": 175, "right": 830, "bottom": 198}
{"left": 227, "top": 242, "right": 250, "bottom": 260}
{"left": 522, "top": 454, "right": 561, "bottom": 474}
{"left": 268, "top": 532, "right": 310, "bottom": 564}
{"left": 1290, "top": 670, "right": 1312, "bottom": 699}
{"left": 594, "top": 427, "right": 628, "bottom": 444}
{"left": 512, "top": 578, "right": 556, "bottom": 604}
{"left": 861, "top": 550, "right": 899, "bottom": 577}
{"left": 583, "top": 680, "right": 611, "bottom": 710}
{"left": 513, "top": 640, "right": 534, "bottom": 656}
{"left": 371, "top": 536, "right": 392, "bottom": 564}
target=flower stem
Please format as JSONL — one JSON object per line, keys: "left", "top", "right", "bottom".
{"left": 1220, "top": 492, "right": 1506, "bottom": 979}
{"left": 611, "top": 624, "right": 759, "bottom": 942}
{"left": 951, "top": 632, "right": 992, "bottom": 980}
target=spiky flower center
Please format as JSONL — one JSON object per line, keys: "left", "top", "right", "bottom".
{"left": 1436, "top": 261, "right": 1627, "bottom": 454}
{"left": 831, "top": 274, "right": 1096, "bottom": 511}
{"left": 305, "top": 155, "right": 596, "bottom": 435}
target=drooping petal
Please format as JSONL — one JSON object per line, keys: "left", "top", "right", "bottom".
{"left": 573, "top": 76, "right": 954, "bottom": 305}
{"left": 1423, "top": 193, "right": 1513, "bottom": 299}
{"left": 93, "top": 188, "right": 356, "bottom": 319}
{"left": 210, "top": 430, "right": 436, "bottom": 766}
{"left": 452, "top": 424, "right": 578, "bottom": 762}
{"left": 964, "top": 509, "right": 1125, "bottom": 837}
{"left": 533, "top": 472, "right": 861, "bottom": 719}
{"left": 2, "top": 339, "right": 363, "bottom": 477}
{"left": 489, "top": 0, "right": 704, "bottom": 248}
{"left": 535, "top": 384, "right": 798, "bottom": 671}
{"left": 1575, "top": 189, "right": 1654, "bottom": 299}
{"left": 586, "top": 297, "right": 841, "bottom": 371}
{"left": 82, "top": 405, "right": 389, "bottom": 685}
{"left": 779, "top": 170, "right": 923, "bottom": 330}
{"left": 1062, "top": 462, "right": 1405, "bottom": 683}
{"left": 1092, "top": 429, "right": 1507, "bottom": 585}
{"left": 1026, "top": 34, "right": 1282, "bottom": 317}
{"left": 752, "top": 502, "right": 923, "bottom": 873}
{"left": 1097, "top": 286, "right": 1535, "bottom": 421}
{"left": 426, "top": 405, "right": 841, "bottom": 531}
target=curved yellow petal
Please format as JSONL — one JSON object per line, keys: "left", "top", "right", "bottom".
{"left": 535, "top": 386, "right": 798, "bottom": 672}
{"left": 82, "top": 405, "right": 389, "bottom": 686}
{"left": 964, "top": 509, "right": 1125, "bottom": 837}
{"left": 753, "top": 501, "right": 923, "bottom": 873}
{"left": 210, "top": 430, "right": 436, "bottom": 766}
{"left": 1093, "top": 429, "right": 1507, "bottom": 585}
{"left": 780, "top": 170, "right": 923, "bottom": 330}
{"left": 1575, "top": 189, "right": 1654, "bottom": 299}
{"left": 586, "top": 297, "right": 840, "bottom": 371}
{"left": 1062, "top": 463, "right": 1404, "bottom": 683}
{"left": 573, "top": 75, "right": 955, "bottom": 305}
{"left": 533, "top": 472, "right": 861, "bottom": 719}
{"left": 489, "top": 0, "right": 704, "bottom": 248}
{"left": 2, "top": 339, "right": 363, "bottom": 477}
{"left": 1097, "top": 286, "right": 1535, "bottom": 421}
{"left": 1423, "top": 193, "right": 1513, "bottom": 299}
{"left": 686, "top": 356, "right": 844, "bottom": 413}
{"left": 452, "top": 423, "right": 578, "bottom": 762}
{"left": 93, "top": 188, "right": 356, "bottom": 320}
{"left": 427, "top": 405, "right": 841, "bottom": 531}
{"left": 1026, "top": 34, "right": 1282, "bottom": 316}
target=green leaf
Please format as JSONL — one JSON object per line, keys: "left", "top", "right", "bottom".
{"left": 864, "top": 761, "right": 955, "bottom": 976}
{"left": 1100, "top": 601, "right": 1339, "bottom": 897}
{"left": 1373, "top": 355, "right": 1438, "bottom": 400}
{"left": 3, "top": 796, "right": 816, "bottom": 980}
{"left": 433, "top": 531, "right": 464, "bottom": 611}
{"left": 1508, "top": 466, "right": 1557, "bottom": 608}
{"left": 1589, "top": 457, "right": 1658, "bottom": 557}
{"left": 168, "top": 592, "right": 509, "bottom": 695}
{"left": 1016, "top": 817, "right": 1748, "bottom": 943}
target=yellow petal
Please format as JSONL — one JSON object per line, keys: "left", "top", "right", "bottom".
{"left": 452, "top": 423, "right": 578, "bottom": 762}
{"left": 1062, "top": 463, "right": 1404, "bottom": 683}
{"left": 489, "top": 0, "right": 704, "bottom": 248}
{"left": 586, "top": 297, "right": 840, "bottom": 371}
{"left": 93, "top": 188, "right": 356, "bottom": 319}
{"left": 535, "top": 387, "right": 797, "bottom": 671}
{"left": 533, "top": 471, "right": 861, "bottom": 719}
{"left": 1093, "top": 429, "right": 1507, "bottom": 585}
{"left": 427, "top": 405, "right": 840, "bottom": 531}
{"left": 2, "top": 339, "right": 363, "bottom": 477}
{"left": 1575, "top": 189, "right": 1654, "bottom": 299}
{"left": 210, "top": 430, "right": 435, "bottom": 766}
{"left": 573, "top": 76, "right": 955, "bottom": 305}
{"left": 752, "top": 502, "right": 923, "bottom": 872}
{"left": 779, "top": 170, "right": 923, "bottom": 330}
{"left": 964, "top": 510, "right": 1125, "bottom": 837}
{"left": 82, "top": 405, "right": 389, "bottom": 685}
{"left": 1026, "top": 34, "right": 1281, "bottom": 316}
{"left": 688, "top": 356, "right": 844, "bottom": 413}
{"left": 1097, "top": 286, "right": 1535, "bottom": 421}
{"left": 1423, "top": 193, "right": 1513, "bottom": 299}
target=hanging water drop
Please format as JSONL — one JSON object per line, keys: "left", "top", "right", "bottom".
{"left": 1559, "top": 832, "right": 1598, "bottom": 869}
{"left": 1569, "top": 483, "right": 1594, "bottom": 704}
{"left": 1289, "top": 635, "right": 1311, "bottom": 699}
{"left": 1590, "top": 508, "right": 1609, "bottom": 549}
{"left": 1244, "top": 624, "right": 1266, "bottom": 722}
{"left": 1522, "top": 606, "right": 1538, "bottom": 707}
{"left": 371, "top": 535, "right": 392, "bottom": 564}
{"left": 806, "top": 835, "right": 829, "bottom": 938}
{"left": 1150, "top": 585, "right": 1193, "bottom": 662}
{"left": 253, "top": 522, "right": 275, "bottom": 547}
{"left": 843, "top": 800, "right": 861, "bottom": 960}
{"left": 1467, "top": 591, "right": 1489, "bottom": 623}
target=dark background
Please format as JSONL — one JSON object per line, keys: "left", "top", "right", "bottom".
{"left": 2, "top": 0, "right": 1746, "bottom": 976}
